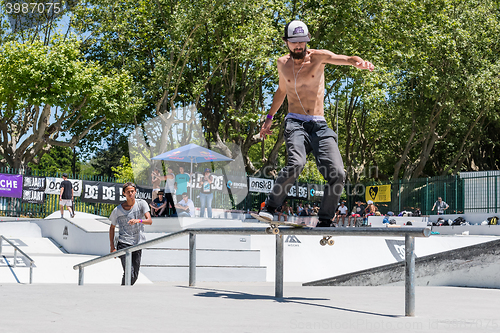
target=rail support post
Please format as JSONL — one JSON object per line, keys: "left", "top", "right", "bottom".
{"left": 189, "top": 232, "right": 196, "bottom": 286}
{"left": 125, "top": 250, "right": 132, "bottom": 286}
{"left": 275, "top": 234, "right": 284, "bottom": 298}
{"left": 405, "top": 234, "right": 416, "bottom": 317}
{"left": 78, "top": 267, "right": 84, "bottom": 286}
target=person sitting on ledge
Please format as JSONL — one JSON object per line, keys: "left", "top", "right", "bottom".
{"left": 175, "top": 192, "right": 195, "bottom": 217}
{"left": 150, "top": 191, "right": 167, "bottom": 217}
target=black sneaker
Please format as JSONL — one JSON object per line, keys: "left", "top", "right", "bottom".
{"left": 316, "top": 219, "right": 332, "bottom": 228}
{"left": 258, "top": 206, "right": 276, "bottom": 221}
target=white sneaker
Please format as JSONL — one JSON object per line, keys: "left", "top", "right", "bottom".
{"left": 258, "top": 211, "right": 273, "bottom": 221}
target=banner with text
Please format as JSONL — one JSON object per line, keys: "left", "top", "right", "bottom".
{"left": 222, "top": 174, "right": 248, "bottom": 197}
{"left": 136, "top": 186, "right": 153, "bottom": 203}
{"left": 0, "top": 174, "right": 23, "bottom": 198}
{"left": 366, "top": 185, "right": 391, "bottom": 202}
{"left": 248, "top": 177, "right": 274, "bottom": 194}
{"left": 308, "top": 184, "right": 325, "bottom": 202}
{"left": 192, "top": 173, "right": 224, "bottom": 192}
{"left": 45, "top": 177, "right": 82, "bottom": 197}
{"left": 22, "top": 176, "right": 46, "bottom": 204}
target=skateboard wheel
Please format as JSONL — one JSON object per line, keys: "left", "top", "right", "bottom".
{"left": 327, "top": 239, "right": 335, "bottom": 246}
{"left": 319, "top": 239, "right": 327, "bottom": 246}
{"left": 272, "top": 227, "right": 280, "bottom": 235}
{"left": 265, "top": 227, "right": 272, "bottom": 234}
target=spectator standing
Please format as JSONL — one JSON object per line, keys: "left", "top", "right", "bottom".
{"left": 59, "top": 173, "right": 74, "bottom": 218}
{"left": 151, "top": 168, "right": 162, "bottom": 201}
{"left": 175, "top": 166, "right": 191, "bottom": 203}
{"left": 157, "top": 166, "right": 177, "bottom": 216}
{"left": 109, "top": 182, "right": 152, "bottom": 285}
{"left": 432, "top": 197, "right": 449, "bottom": 215}
{"left": 199, "top": 168, "right": 214, "bottom": 218}
{"left": 172, "top": 182, "right": 178, "bottom": 206}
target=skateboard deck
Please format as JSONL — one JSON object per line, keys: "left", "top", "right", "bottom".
{"left": 251, "top": 213, "right": 304, "bottom": 234}
{"left": 251, "top": 213, "right": 334, "bottom": 245}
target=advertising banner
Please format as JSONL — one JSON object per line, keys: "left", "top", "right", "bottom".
{"left": 22, "top": 190, "right": 45, "bottom": 204}
{"left": 81, "top": 181, "right": 126, "bottom": 204}
{"left": 308, "top": 184, "right": 325, "bottom": 202}
{"left": 0, "top": 174, "right": 23, "bottom": 198}
{"left": 287, "top": 183, "right": 308, "bottom": 199}
{"left": 248, "top": 177, "right": 274, "bottom": 194}
{"left": 222, "top": 174, "right": 248, "bottom": 197}
{"left": 366, "top": 185, "right": 391, "bottom": 202}
{"left": 45, "top": 177, "right": 82, "bottom": 197}
{"left": 192, "top": 173, "right": 224, "bottom": 192}
{"left": 22, "top": 176, "right": 46, "bottom": 203}
{"left": 135, "top": 186, "right": 152, "bottom": 203}
{"left": 22, "top": 176, "right": 46, "bottom": 191}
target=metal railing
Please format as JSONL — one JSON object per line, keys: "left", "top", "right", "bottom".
{"left": 73, "top": 226, "right": 431, "bottom": 317}
{"left": 0, "top": 235, "right": 35, "bottom": 284}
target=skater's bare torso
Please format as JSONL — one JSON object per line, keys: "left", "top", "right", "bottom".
{"left": 277, "top": 49, "right": 330, "bottom": 117}
{"left": 260, "top": 43, "right": 373, "bottom": 138}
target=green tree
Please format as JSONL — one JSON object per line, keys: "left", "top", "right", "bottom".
{"left": 28, "top": 146, "right": 75, "bottom": 175}
{"left": 0, "top": 36, "right": 142, "bottom": 170}
{"left": 376, "top": 0, "right": 500, "bottom": 179}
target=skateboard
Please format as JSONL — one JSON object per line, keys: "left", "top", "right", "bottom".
{"left": 251, "top": 213, "right": 305, "bottom": 234}
{"left": 250, "top": 213, "right": 335, "bottom": 246}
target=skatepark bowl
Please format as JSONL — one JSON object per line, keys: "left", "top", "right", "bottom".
{"left": 73, "top": 227, "right": 431, "bottom": 317}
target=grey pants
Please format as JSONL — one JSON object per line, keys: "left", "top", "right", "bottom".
{"left": 266, "top": 119, "right": 345, "bottom": 221}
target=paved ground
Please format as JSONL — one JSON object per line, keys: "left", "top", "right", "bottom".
{"left": 1, "top": 283, "right": 499, "bottom": 333}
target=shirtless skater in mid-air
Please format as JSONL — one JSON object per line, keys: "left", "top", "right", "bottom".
{"left": 259, "top": 20, "right": 374, "bottom": 227}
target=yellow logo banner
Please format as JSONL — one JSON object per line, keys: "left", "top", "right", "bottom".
{"left": 365, "top": 185, "right": 391, "bottom": 202}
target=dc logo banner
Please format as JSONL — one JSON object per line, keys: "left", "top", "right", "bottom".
{"left": 81, "top": 181, "right": 122, "bottom": 204}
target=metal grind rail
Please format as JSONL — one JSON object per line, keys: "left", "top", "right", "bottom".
{"left": 0, "top": 235, "right": 35, "bottom": 284}
{"left": 73, "top": 227, "right": 431, "bottom": 317}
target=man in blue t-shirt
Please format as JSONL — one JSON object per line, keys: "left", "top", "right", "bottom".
{"left": 175, "top": 166, "right": 191, "bottom": 203}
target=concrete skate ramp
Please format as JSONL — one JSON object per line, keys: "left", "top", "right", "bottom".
{"left": 304, "top": 238, "right": 500, "bottom": 289}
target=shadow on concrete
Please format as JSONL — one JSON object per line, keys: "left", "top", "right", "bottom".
{"left": 180, "top": 285, "right": 401, "bottom": 318}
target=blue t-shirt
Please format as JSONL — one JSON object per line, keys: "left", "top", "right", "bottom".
{"left": 176, "top": 173, "right": 190, "bottom": 195}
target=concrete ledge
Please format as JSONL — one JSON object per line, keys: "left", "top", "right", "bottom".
{"left": 304, "top": 238, "right": 500, "bottom": 288}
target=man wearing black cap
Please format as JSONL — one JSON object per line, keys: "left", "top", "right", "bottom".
{"left": 59, "top": 173, "right": 75, "bottom": 218}
{"left": 259, "top": 20, "right": 374, "bottom": 228}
